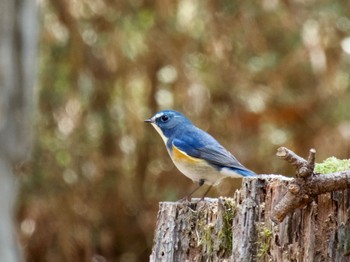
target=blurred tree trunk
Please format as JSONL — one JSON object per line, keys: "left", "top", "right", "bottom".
{"left": 0, "top": 0, "right": 37, "bottom": 261}
{"left": 151, "top": 176, "right": 350, "bottom": 261}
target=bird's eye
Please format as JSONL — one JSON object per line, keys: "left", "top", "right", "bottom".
{"left": 160, "top": 115, "right": 169, "bottom": 122}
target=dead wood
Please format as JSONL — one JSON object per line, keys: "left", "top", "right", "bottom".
{"left": 273, "top": 147, "right": 350, "bottom": 222}
{"left": 151, "top": 147, "right": 350, "bottom": 261}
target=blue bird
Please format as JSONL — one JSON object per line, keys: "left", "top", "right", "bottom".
{"left": 144, "top": 110, "right": 256, "bottom": 199}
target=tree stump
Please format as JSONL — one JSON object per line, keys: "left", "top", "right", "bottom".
{"left": 150, "top": 175, "right": 350, "bottom": 261}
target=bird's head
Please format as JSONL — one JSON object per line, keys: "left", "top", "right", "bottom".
{"left": 144, "top": 110, "right": 191, "bottom": 141}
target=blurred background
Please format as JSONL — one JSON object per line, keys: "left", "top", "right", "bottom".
{"left": 17, "top": 0, "right": 350, "bottom": 261}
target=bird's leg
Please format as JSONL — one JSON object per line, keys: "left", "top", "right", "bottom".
{"left": 200, "top": 184, "right": 213, "bottom": 201}
{"left": 180, "top": 179, "right": 205, "bottom": 202}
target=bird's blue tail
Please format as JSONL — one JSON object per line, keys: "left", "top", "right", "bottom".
{"left": 235, "top": 168, "right": 256, "bottom": 177}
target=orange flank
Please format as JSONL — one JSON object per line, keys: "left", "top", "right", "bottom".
{"left": 172, "top": 145, "right": 201, "bottom": 163}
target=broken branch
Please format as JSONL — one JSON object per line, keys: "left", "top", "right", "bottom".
{"left": 272, "top": 147, "right": 350, "bottom": 223}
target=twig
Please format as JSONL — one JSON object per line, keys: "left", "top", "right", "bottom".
{"left": 276, "top": 147, "right": 315, "bottom": 178}
{"left": 272, "top": 147, "right": 350, "bottom": 223}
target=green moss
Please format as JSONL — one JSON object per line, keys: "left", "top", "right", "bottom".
{"left": 314, "top": 157, "right": 350, "bottom": 174}
{"left": 196, "top": 198, "right": 236, "bottom": 257}
{"left": 256, "top": 224, "right": 273, "bottom": 259}
{"left": 218, "top": 199, "right": 235, "bottom": 253}
{"left": 196, "top": 206, "right": 215, "bottom": 256}
{"left": 200, "top": 223, "right": 214, "bottom": 255}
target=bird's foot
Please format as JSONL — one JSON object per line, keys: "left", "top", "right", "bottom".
{"left": 178, "top": 196, "right": 191, "bottom": 202}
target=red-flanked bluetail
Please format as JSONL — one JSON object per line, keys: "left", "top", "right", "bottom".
{"left": 145, "top": 110, "right": 256, "bottom": 200}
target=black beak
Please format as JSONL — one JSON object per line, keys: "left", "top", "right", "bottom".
{"left": 144, "top": 118, "right": 153, "bottom": 123}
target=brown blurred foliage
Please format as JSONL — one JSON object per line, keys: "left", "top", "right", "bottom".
{"left": 18, "top": 0, "right": 350, "bottom": 261}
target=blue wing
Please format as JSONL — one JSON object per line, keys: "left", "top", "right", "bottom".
{"left": 171, "top": 127, "right": 255, "bottom": 177}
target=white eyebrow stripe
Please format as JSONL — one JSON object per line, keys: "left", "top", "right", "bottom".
{"left": 154, "top": 112, "right": 164, "bottom": 119}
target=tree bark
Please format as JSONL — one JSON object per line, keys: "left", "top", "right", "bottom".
{"left": 0, "top": 0, "right": 38, "bottom": 261}
{"left": 150, "top": 175, "right": 350, "bottom": 261}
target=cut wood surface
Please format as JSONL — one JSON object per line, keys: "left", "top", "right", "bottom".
{"left": 150, "top": 175, "right": 350, "bottom": 261}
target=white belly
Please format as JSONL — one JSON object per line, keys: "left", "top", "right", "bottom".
{"left": 171, "top": 155, "right": 225, "bottom": 186}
